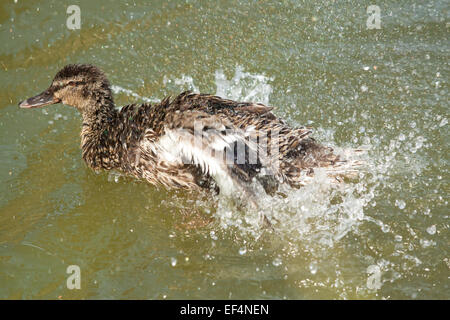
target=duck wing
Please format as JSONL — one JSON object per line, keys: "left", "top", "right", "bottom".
{"left": 151, "top": 108, "right": 280, "bottom": 197}
{"left": 170, "top": 91, "right": 275, "bottom": 117}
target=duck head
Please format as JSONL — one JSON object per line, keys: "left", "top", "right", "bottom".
{"left": 19, "top": 64, "right": 114, "bottom": 113}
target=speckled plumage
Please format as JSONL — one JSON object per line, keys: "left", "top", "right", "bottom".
{"left": 21, "top": 64, "right": 352, "bottom": 197}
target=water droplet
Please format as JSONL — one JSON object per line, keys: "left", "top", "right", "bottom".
{"left": 420, "top": 239, "right": 434, "bottom": 248}
{"left": 170, "top": 257, "right": 177, "bottom": 267}
{"left": 395, "top": 200, "right": 406, "bottom": 210}
{"left": 272, "top": 258, "right": 282, "bottom": 267}
{"left": 309, "top": 262, "right": 318, "bottom": 275}
{"left": 426, "top": 225, "right": 436, "bottom": 235}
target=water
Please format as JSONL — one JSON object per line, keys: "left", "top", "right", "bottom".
{"left": 0, "top": 0, "right": 448, "bottom": 299}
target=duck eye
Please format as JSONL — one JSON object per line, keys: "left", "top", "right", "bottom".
{"left": 68, "top": 81, "right": 76, "bottom": 87}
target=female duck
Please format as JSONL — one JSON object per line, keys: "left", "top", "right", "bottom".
{"left": 19, "top": 64, "right": 355, "bottom": 198}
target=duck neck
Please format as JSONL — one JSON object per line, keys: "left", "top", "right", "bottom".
{"left": 80, "top": 100, "right": 121, "bottom": 171}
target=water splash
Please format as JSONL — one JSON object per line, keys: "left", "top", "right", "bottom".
{"left": 215, "top": 66, "right": 273, "bottom": 105}
{"left": 208, "top": 67, "right": 375, "bottom": 250}
{"left": 110, "top": 67, "right": 378, "bottom": 250}
{"left": 111, "top": 85, "right": 160, "bottom": 104}
{"left": 171, "top": 75, "right": 200, "bottom": 93}
{"left": 109, "top": 67, "right": 437, "bottom": 297}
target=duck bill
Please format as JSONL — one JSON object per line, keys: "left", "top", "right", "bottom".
{"left": 19, "top": 90, "right": 60, "bottom": 109}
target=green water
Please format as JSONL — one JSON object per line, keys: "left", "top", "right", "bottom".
{"left": 0, "top": 0, "right": 448, "bottom": 299}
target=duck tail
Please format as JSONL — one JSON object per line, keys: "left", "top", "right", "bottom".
{"left": 285, "top": 146, "right": 367, "bottom": 186}
{"left": 323, "top": 147, "right": 367, "bottom": 182}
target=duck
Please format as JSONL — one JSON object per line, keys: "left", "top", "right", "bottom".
{"left": 19, "top": 64, "right": 358, "bottom": 202}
